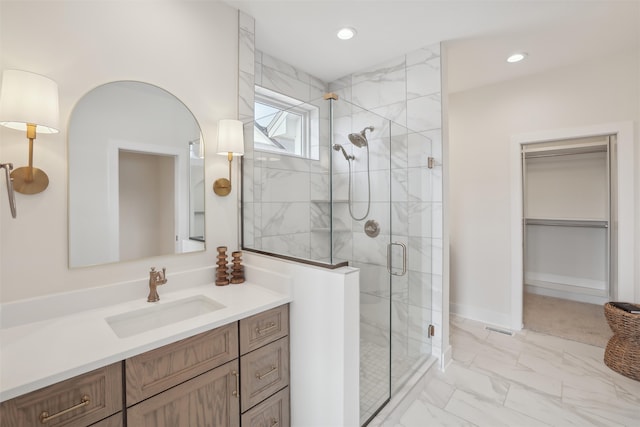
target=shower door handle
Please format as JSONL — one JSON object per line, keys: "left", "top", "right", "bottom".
{"left": 387, "top": 242, "right": 407, "bottom": 276}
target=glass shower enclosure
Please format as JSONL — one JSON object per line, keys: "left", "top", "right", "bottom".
{"left": 242, "top": 93, "right": 434, "bottom": 425}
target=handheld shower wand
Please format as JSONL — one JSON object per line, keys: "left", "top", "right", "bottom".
{"left": 333, "top": 144, "right": 354, "bottom": 161}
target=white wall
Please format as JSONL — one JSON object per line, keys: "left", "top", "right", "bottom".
{"left": 244, "top": 252, "right": 360, "bottom": 427}
{"left": 449, "top": 48, "right": 639, "bottom": 326}
{"left": 0, "top": 1, "right": 240, "bottom": 302}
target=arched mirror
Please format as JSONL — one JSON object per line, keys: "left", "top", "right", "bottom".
{"left": 68, "top": 81, "right": 205, "bottom": 268}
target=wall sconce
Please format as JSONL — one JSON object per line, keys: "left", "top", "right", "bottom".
{"left": 0, "top": 70, "right": 59, "bottom": 194}
{"left": 213, "top": 119, "right": 244, "bottom": 196}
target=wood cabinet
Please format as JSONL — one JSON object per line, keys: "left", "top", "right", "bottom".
{"left": 240, "top": 305, "right": 290, "bottom": 425}
{"left": 125, "top": 304, "right": 289, "bottom": 426}
{"left": 0, "top": 363, "right": 122, "bottom": 427}
{"left": 239, "top": 303, "right": 289, "bottom": 355}
{"left": 0, "top": 304, "right": 289, "bottom": 427}
{"left": 240, "top": 337, "right": 289, "bottom": 412}
{"left": 125, "top": 322, "right": 238, "bottom": 406}
{"left": 241, "top": 387, "right": 290, "bottom": 427}
{"left": 127, "top": 360, "right": 240, "bottom": 427}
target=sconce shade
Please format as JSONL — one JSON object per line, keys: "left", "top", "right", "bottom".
{"left": 0, "top": 70, "right": 59, "bottom": 133}
{"left": 216, "top": 119, "right": 244, "bottom": 156}
{"left": 213, "top": 119, "right": 243, "bottom": 196}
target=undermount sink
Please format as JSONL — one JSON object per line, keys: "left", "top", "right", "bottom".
{"left": 106, "top": 295, "right": 225, "bottom": 338}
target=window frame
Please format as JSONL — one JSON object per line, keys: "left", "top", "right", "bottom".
{"left": 254, "top": 86, "right": 318, "bottom": 160}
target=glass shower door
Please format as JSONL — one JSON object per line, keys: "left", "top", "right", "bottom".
{"left": 330, "top": 100, "right": 433, "bottom": 425}
{"left": 329, "top": 100, "right": 393, "bottom": 425}
{"left": 389, "top": 122, "right": 433, "bottom": 396}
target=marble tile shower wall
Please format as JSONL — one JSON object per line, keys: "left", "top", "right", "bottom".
{"left": 329, "top": 43, "right": 443, "bottom": 388}
{"left": 239, "top": 11, "right": 332, "bottom": 261}
{"left": 238, "top": 11, "right": 444, "bottom": 381}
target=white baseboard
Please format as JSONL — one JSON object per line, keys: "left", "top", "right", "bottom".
{"left": 450, "top": 302, "right": 511, "bottom": 330}
{"left": 525, "top": 285, "right": 609, "bottom": 305}
{"left": 525, "top": 271, "right": 607, "bottom": 293}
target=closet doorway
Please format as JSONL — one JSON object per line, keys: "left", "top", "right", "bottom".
{"left": 521, "top": 135, "right": 615, "bottom": 346}
{"left": 510, "top": 122, "right": 635, "bottom": 336}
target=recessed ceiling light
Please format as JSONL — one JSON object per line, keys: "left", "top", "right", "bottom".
{"left": 507, "top": 53, "right": 528, "bottom": 63}
{"left": 337, "top": 27, "right": 356, "bottom": 40}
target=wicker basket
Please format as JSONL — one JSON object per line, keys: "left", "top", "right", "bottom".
{"left": 603, "top": 303, "right": 640, "bottom": 381}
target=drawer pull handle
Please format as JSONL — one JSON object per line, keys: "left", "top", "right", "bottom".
{"left": 255, "top": 322, "right": 277, "bottom": 335}
{"left": 256, "top": 365, "right": 277, "bottom": 380}
{"left": 271, "top": 418, "right": 279, "bottom": 427}
{"left": 39, "top": 394, "right": 90, "bottom": 424}
{"left": 231, "top": 370, "right": 240, "bottom": 398}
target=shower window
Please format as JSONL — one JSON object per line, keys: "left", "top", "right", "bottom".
{"left": 254, "top": 86, "right": 319, "bottom": 160}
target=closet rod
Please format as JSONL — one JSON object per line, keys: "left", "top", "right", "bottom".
{"left": 524, "top": 147, "right": 607, "bottom": 159}
{"left": 525, "top": 218, "right": 608, "bottom": 228}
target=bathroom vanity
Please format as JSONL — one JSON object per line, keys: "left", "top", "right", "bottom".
{"left": 0, "top": 281, "right": 291, "bottom": 426}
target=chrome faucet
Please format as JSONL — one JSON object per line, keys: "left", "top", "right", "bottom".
{"left": 147, "top": 267, "right": 167, "bottom": 302}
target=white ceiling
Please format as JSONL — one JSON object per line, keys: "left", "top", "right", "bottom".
{"left": 227, "top": 0, "right": 639, "bottom": 93}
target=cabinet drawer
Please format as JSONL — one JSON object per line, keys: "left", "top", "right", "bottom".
{"left": 0, "top": 362, "right": 122, "bottom": 427}
{"left": 125, "top": 322, "right": 238, "bottom": 406}
{"left": 241, "top": 337, "right": 289, "bottom": 412}
{"left": 89, "top": 412, "right": 123, "bottom": 427}
{"left": 241, "top": 387, "right": 289, "bottom": 427}
{"left": 240, "top": 304, "right": 289, "bottom": 355}
{"left": 127, "top": 360, "right": 240, "bottom": 427}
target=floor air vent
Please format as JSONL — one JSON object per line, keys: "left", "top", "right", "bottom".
{"left": 485, "top": 326, "right": 514, "bottom": 336}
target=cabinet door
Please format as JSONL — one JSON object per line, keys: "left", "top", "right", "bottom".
{"left": 127, "top": 360, "right": 240, "bottom": 427}
{"left": 0, "top": 363, "right": 122, "bottom": 427}
{"left": 241, "top": 387, "right": 289, "bottom": 427}
{"left": 126, "top": 322, "right": 238, "bottom": 406}
{"left": 241, "top": 337, "right": 289, "bottom": 412}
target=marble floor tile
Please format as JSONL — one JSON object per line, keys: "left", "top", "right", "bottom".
{"left": 419, "top": 375, "right": 456, "bottom": 409}
{"left": 561, "top": 383, "right": 638, "bottom": 426}
{"left": 474, "top": 332, "right": 521, "bottom": 367}
{"left": 444, "top": 389, "right": 546, "bottom": 427}
{"left": 435, "top": 362, "right": 510, "bottom": 404}
{"left": 371, "top": 316, "right": 639, "bottom": 427}
{"left": 472, "top": 353, "right": 562, "bottom": 397}
{"left": 503, "top": 384, "right": 603, "bottom": 427}
{"left": 396, "top": 398, "right": 474, "bottom": 427}
{"left": 611, "top": 372, "right": 640, "bottom": 404}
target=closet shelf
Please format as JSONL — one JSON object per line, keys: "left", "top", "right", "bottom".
{"left": 525, "top": 218, "right": 608, "bottom": 228}
{"left": 523, "top": 142, "right": 608, "bottom": 159}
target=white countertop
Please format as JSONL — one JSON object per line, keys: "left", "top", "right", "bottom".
{"left": 0, "top": 281, "right": 291, "bottom": 402}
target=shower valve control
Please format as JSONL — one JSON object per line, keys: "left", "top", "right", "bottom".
{"left": 364, "top": 220, "right": 380, "bottom": 238}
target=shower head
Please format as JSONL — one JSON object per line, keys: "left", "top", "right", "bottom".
{"left": 348, "top": 126, "right": 374, "bottom": 147}
{"left": 333, "top": 143, "right": 354, "bottom": 161}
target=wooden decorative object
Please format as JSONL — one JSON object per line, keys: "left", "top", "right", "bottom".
{"left": 230, "top": 251, "right": 245, "bottom": 284}
{"left": 216, "top": 246, "right": 229, "bottom": 286}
